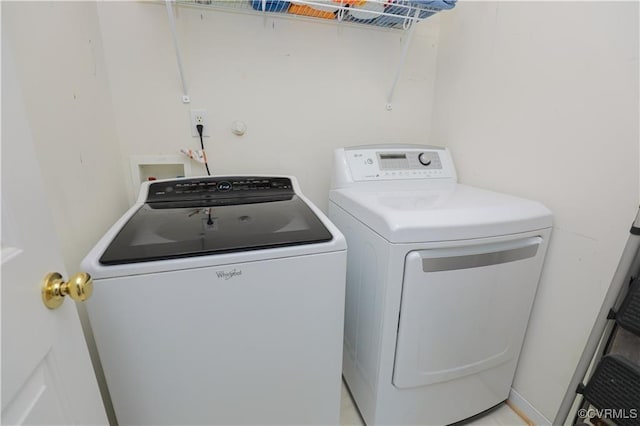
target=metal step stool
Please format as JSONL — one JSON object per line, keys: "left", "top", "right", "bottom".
{"left": 556, "top": 208, "right": 640, "bottom": 426}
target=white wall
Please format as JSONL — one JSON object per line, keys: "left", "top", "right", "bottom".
{"left": 96, "top": 2, "right": 441, "bottom": 210}
{"left": 2, "top": 3, "right": 128, "bottom": 424}
{"left": 2, "top": 1, "right": 130, "bottom": 279}
{"left": 430, "top": 1, "right": 639, "bottom": 422}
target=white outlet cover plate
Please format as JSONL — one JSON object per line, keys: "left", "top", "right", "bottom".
{"left": 190, "top": 109, "right": 209, "bottom": 137}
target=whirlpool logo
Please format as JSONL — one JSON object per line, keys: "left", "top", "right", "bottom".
{"left": 216, "top": 268, "right": 242, "bottom": 280}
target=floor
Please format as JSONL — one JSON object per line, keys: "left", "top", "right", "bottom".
{"left": 339, "top": 380, "right": 526, "bottom": 426}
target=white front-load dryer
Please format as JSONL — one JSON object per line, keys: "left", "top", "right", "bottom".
{"left": 328, "top": 145, "right": 552, "bottom": 425}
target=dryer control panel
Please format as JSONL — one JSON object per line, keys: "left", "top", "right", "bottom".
{"left": 342, "top": 145, "right": 457, "bottom": 182}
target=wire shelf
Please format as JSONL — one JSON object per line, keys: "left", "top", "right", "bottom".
{"left": 166, "top": 0, "right": 455, "bottom": 106}
{"left": 178, "top": 0, "right": 455, "bottom": 30}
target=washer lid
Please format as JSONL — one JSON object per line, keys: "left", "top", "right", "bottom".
{"left": 99, "top": 193, "right": 333, "bottom": 265}
{"left": 329, "top": 183, "right": 552, "bottom": 243}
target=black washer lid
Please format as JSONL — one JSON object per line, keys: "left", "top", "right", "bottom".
{"left": 99, "top": 177, "right": 333, "bottom": 265}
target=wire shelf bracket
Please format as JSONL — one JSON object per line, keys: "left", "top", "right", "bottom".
{"left": 166, "top": 0, "right": 191, "bottom": 104}
{"left": 386, "top": 7, "right": 420, "bottom": 111}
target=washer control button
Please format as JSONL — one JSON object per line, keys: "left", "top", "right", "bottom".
{"left": 217, "top": 181, "right": 232, "bottom": 192}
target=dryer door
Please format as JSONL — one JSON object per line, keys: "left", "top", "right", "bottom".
{"left": 393, "top": 235, "right": 545, "bottom": 389}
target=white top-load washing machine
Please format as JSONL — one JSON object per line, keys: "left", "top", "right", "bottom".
{"left": 329, "top": 145, "right": 552, "bottom": 425}
{"left": 82, "top": 176, "right": 346, "bottom": 425}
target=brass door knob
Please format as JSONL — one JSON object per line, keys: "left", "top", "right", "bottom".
{"left": 42, "top": 272, "right": 93, "bottom": 309}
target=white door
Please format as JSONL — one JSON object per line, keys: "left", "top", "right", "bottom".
{"left": 1, "top": 39, "right": 108, "bottom": 425}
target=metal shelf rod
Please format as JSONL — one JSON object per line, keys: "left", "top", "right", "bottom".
{"left": 386, "top": 7, "right": 420, "bottom": 111}
{"left": 166, "top": 0, "right": 191, "bottom": 103}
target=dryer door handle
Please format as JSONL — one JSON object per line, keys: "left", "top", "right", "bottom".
{"left": 419, "top": 236, "right": 543, "bottom": 273}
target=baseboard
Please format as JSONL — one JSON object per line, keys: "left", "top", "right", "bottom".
{"left": 508, "top": 388, "right": 552, "bottom": 426}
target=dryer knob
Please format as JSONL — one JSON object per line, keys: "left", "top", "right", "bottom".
{"left": 418, "top": 153, "right": 432, "bottom": 167}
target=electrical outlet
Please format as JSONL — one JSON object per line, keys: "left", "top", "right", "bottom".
{"left": 190, "top": 109, "right": 209, "bottom": 137}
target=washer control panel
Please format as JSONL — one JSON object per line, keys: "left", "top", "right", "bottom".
{"left": 345, "top": 146, "right": 456, "bottom": 181}
{"left": 146, "top": 177, "right": 293, "bottom": 203}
